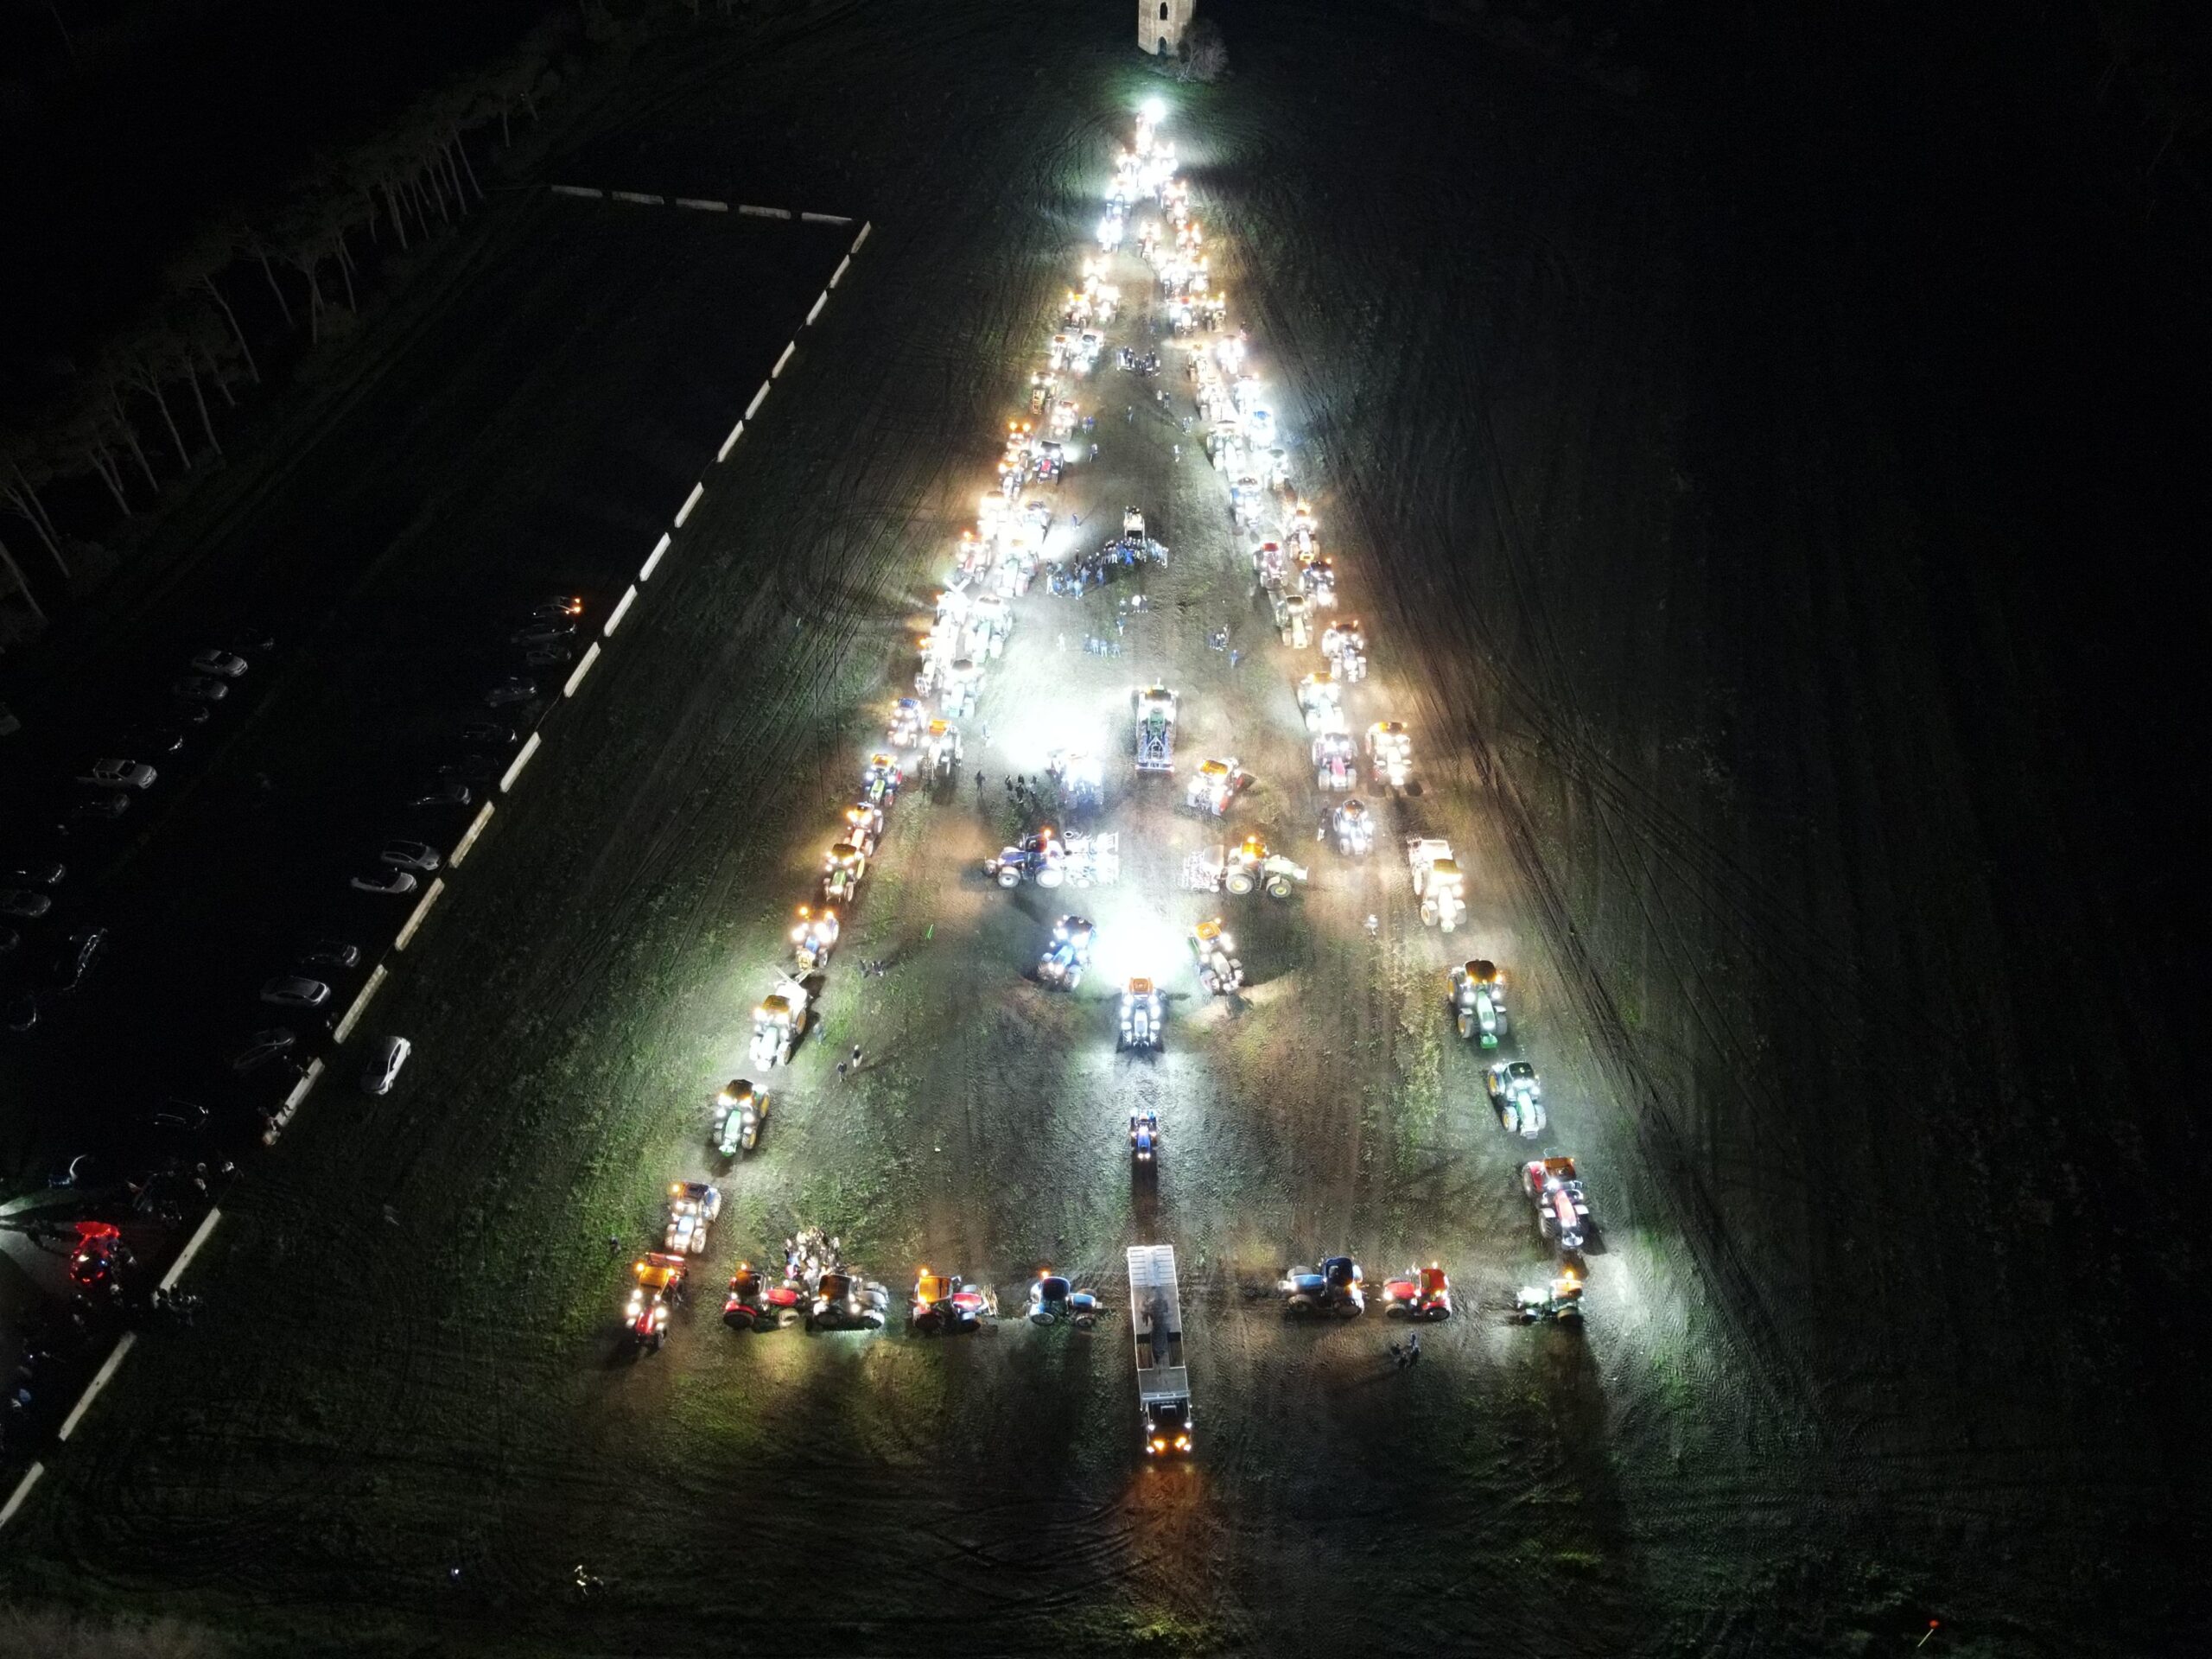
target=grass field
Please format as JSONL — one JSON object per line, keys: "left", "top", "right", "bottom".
{"left": 3, "top": 3, "right": 2203, "bottom": 1656}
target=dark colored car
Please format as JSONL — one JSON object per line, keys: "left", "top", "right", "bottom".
{"left": 48, "top": 927, "right": 107, "bottom": 993}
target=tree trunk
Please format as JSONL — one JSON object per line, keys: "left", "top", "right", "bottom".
{"left": 500, "top": 104, "right": 512, "bottom": 148}
{"left": 200, "top": 275, "right": 260, "bottom": 383}
{"left": 383, "top": 180, "right": 411, "bottom": 249}
{"left": 299, "top": 260, "right": 325, "bottom": 345}
{"left": 334, "top": 233, "right": 358, "bottom": 310}
{"left": 87, "top": 442, "right": 132, "bottom": 516}
{"left": 424, "top": 166, "right": 451, "bottom": 225}
{"left": 183, "top": 354, "right": 222, "bottom": 454}
{"left": 442, "top": 146, "right": 469, "bottom": 215}
{"left": 9, "top": 461, "right": 63, "bottom": 550}
{"left": 3, "top": 479, "right": 68, "bottom": 575}
{"left": 0, "top": 533, "right": 51, "bottom": 620}
{"left": 258, "top": 251, "right": 296, "bottom": 328}
{"left": 199, "top": 340, "right": 238, "bottom": 405}
{"left": 453, "top": 132, "right": 484, "bottom": 200}
{"left": 520, "top": 89, "right": 538, "bottom": 123}
{"left": 109, "top": 400, "right": 159, "bottom": 489}
{"left": 139, "top": 370, "right": 192, "bottom": 469}
{"left": 361, "top": 188, "right": 380, "bottom": 245}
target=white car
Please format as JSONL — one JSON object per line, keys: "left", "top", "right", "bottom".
{"left": 379, "top": 841, "right": 442, "bottom": 873}
{"left": 352, "top": 869, "right": 419, "bottom": 896}
{"left": 79, "top": 758, "right": 157, "bottom": 790}
{"left": 190, "top": 650, "right": 249, "bottom": 678}
{"left": 259, "top": 976, "right": 331, "bottom": 1009}
{"left": 360, "top": 1035, "right": 412, "bottom": 1096}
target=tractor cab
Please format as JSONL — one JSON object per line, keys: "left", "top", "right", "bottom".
{"left": 626, "top": 1253, "right": 688, "bottom": 1350}
{"left": 1028, "top": 1270, "right": 1102, "bottom": 1327}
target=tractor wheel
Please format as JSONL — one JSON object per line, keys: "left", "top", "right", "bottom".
{"left": 1420, "top": 900, "right": 1438, "bottom": 926}
{"left": 997, "top": 867, "right": 1021, "bottom": 889}
{"left": 1038, "top": 869, "right": 1065, "bottom": 890}
{"left": 1456, "top": 1012, "right": 1473, "bottom": 1040}
{"left": 1226, "top": 871, "right": 1255, "bottom": 896}
{"left": 1267, "top": 876, "right": 1293, "bottom": 899}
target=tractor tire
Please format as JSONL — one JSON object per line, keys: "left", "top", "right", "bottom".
{"left": 1267, "top": 876, "right": 1293, "bottom": 899}
{"left": 1420, "top": 900, "right": 1438, "bottom": 926}
{"left": 1456, "top": 1011, "right": 1473, "bottom": 1040}
{"left": 1038, "top": 868, "right": 1065, "bottom": 890}
{"left": 997, "top": 867, "right": 1021, "bottom": 889}
{"left": 1226, "top": 871, "right": 1255, "bottom": 896}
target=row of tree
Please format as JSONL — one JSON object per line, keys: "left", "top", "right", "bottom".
{"left": 1, "top": 22, "right": 579, "bottom": 640}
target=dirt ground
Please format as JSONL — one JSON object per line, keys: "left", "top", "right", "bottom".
{"left": 3, "top": 3, "right": 2204, "bottom": 1656}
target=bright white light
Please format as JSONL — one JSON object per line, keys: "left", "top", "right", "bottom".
{"left": 1142, "top": 99, "right": 1166, "bottom": 124}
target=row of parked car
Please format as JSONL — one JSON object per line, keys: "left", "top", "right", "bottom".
{"left": 0, "top": 643, "right": 270, "bottom": 1033}
{"left": 220, "top": 593, "right": 588, "bottom": 1100}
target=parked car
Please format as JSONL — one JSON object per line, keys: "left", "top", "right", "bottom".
{"left": 512, "top": 621, "right": 575, "bottom": 647}
{"left": 150, "top": 1100, "right": 210, "bottom": 1135}
{"left": 440, "top": 755, "right": 494, "bottom": 784}
{"left": 410, "top": 781, "right": 472, "bottom": 809}
{"left": 379, "top": 840, "right": 441, "bottom": 873}
{"left": 5, "top": 993, "right": 38, "bottom": 1033}
{"left": 483, "top": 677, "right": 537, "bottom": 709}
{"left": 5, "top": 861, "right": 65, "bottom": 888}
{"left": 78, "top": 758, "right": 157, "bottom": 791}
{"left": 259, "top": 976, "right": 331, "bottom": 1009}
{"left": 190, "top": 649, "right": 249, "bottom": 678}
{"left": 360, "top": 1034, "right": 412, "bottom": 1096}
{"left": 231, "top": 1027, "right": 299, "bottom": 1074}
{"left": 170, "top": 676, "right": 229, "bottom": 703}
{"left": 458, "top": 721, "right": 516, "bottom": 748}
{"left": 166, "top": 702, "right": 213, "bottom": 728}
{"left": 523, "top": 643, "right": 574, "bottom": 668}
{"left": 54, "top": 795, "right": 130, "bottom": 834}
{"left": 300, "top": 939, "right": 360, "bottom": 969}
{"left": 351, "top": 869, "right": 418, "bottom": 896}
{"left": 0, "top": 890, "right": 54, "bottom": 920}
{"left": 0, "top": 926, "right": 19, "bottom": 957}
{"left": 118, "top": 727, "right": 188, "bottom": 758}
{"left": 531, "top": 594, "right": 585, "bottom": 620}
{"left": 48, "top": 927, "right": 107, "bottom": 993}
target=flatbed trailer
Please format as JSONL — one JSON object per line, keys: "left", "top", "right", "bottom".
{"left": 1127, "top": 1243, "right": 1193, "bottom": 1457}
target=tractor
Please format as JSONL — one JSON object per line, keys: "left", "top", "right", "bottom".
{"left": 623, "top": 1254, "right": 689, "bottom": 1352}
{"left": 1379, "top": 1263, "right": 1454, "bottom": 1321}
{"left": 1038, "top": 915, "right": 1096, "bottom": 990}
{"left": 1189, "top": 918, "right": 1243, "bottom": 995}
{"left": 791, "top": 905, "right": 840, "bottom": 972}
{"left": 750, "top": 981, "right": 810, "bottom": 1068}
{"left": 711, "top": 1079, "right": 769, "bottom": 1159}
{"left": 1118, "top": 977, "right": 1164, "bottom": 1051}
{"left": 1280, "top": 1256, "right": 1366, "bottom": 1318}
{"left": 911, "top": 1268, "right": 997, "bottom": 1335}
{"left": 1027, "top": 1270, "right": 1102, "bottom": 1327}
{"left": 1449, "top": 959, "right": 1510, "bottom": 1045}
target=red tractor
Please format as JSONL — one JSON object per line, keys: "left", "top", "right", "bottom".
{"left": 722, "top": 1261, "right": 805, "bottom": 1333}
{"left": 1379, "top": 1262, "right": 1454, "bottom": 1321}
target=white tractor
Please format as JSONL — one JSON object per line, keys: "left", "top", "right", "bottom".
{"left": 1296, "top": 672, "right": 1342, "bottom": 732}
{"left": 750, "top": 980, "right": 811, "bottom": 1068}
{"left": 1274, "top": 591, "right": 1313, "bottom": 650}
{"left": 940, "top": 658, "right": 983, "bottom": 721}
{"left": 1331, "top": 797, "right": 1376, "bottom": 856}
{"left": 1188, "top": 836, "right": 1308, "bottom": 899}
{"left": 925, "top": 718, "right": 963, "bottom": 783}
{"left": 1123, "top": 505, "right": 1147, "bottom": 540}
{"left": 967, "top": 594, "right": 1011, "bottom": 661}
{"left": 1407, "top": 838, "right": 1466, "bottom": 932}
{"left": 1189, "top": 918, "right": 1244, "bottom": 995}
{"left": 1185, "top": 757, "right": 1245, "bottom": 817}
{"left": 1367, "top": 721, "right": 1412, "bottom": 791}
{"left": 1117, "top": 978, "right": 1164, "bottom": 1052}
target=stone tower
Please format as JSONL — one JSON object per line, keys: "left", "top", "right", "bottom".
{"left": 1139, "top": 0, "right": 1195, "bottom": 57}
